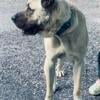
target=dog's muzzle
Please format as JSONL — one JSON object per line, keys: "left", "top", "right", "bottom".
{"left": 11, "top": 13, "right": 27, "bottom": 29}
{"left": 22, "top": 24, "right": 44, "bottom": 35}
{"left": 11, "top": 14, "right": 44, "bottom": 35}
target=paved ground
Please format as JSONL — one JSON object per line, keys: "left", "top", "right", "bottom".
{"left": 0, "top": 0, "right": 100, "bottom": 100}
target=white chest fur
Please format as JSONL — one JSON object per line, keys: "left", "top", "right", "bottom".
{"left": 44, "top": 36, "right": 65, "bottom": 58}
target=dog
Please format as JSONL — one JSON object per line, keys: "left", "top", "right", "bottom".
{"left": 12, "top": 0, "right": 88, "bottom": 100}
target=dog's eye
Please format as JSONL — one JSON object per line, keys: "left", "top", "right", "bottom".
{"left": 26, "top": 4, "right": 35, "bottom": 16}
{"left": 27, "top": 4, "right": 35, "bottom": 12}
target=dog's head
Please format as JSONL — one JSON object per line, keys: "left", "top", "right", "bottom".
{"left": 12, "top": 0, "right": 58, "bottom": 35}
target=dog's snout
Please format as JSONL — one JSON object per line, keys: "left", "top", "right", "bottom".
{"left": 11, "top": 13, "right": 22, "bottom": 22}
{"left": 11, "top": 12, "right": 27, "bottom": 29}
{"left": 11, "top": 15, "right": 16, "bottom": 22}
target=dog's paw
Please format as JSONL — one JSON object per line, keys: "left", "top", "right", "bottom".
{"left": 56, "top": 70, "right": 64, "bottom": 78}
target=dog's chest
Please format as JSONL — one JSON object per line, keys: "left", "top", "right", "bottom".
{"left": 43, "top": 36, "right": 77, "bottom": 60}
{"left": 44, "top": 37, "right": 65, "bottom": 57}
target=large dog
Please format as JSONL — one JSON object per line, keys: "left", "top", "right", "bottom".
{"left": 12, "top": 0, "right": 88, "bottom": 100}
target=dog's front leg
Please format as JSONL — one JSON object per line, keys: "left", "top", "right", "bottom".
{"left": 44, "top": 57, "right": 57, "bottom": 100}
{"left": 73, "top": 60, "right": 83, "bottom": 100}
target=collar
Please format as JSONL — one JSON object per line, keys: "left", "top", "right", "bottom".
{"left": 56, "top": 14, "right": 72, "bottom": 36}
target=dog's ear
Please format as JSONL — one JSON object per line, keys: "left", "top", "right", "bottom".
{"left": 41, "top": 0, "right": 55, "bottom": 9}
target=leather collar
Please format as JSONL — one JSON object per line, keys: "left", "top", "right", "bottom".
{"left": 56, "top": 13, "right": 72, "bottom": 36}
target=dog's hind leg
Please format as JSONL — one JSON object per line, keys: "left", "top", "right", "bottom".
{"left": 56, "top": 58, "right": 64, "bottom": 78}
{"left": 73, "top": 59, "right": 83, "bottom": 100}
{"left": 44, "top": 56, "right": 57, "bottom": 100}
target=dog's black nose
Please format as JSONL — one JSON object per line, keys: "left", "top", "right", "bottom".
{"left": 11, "top": 15, "right": 16, "bottom": 22}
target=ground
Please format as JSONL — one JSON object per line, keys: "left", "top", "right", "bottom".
{"left": 0, "top": 0, "right": 100, "bottom": 100}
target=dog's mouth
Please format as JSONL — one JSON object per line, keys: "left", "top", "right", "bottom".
{"left": 21, "top": 24, "right": 44, "bottom": 35}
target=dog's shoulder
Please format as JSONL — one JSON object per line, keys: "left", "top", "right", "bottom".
{"left": 70, "top": 5, "right": 86, "bottom": 23}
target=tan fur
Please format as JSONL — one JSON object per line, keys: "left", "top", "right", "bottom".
{"left": 43, "top": 1, "right": 88, "bottom": 100}
{"left": 13, "top": 0, "right": 88, "bottom": 100}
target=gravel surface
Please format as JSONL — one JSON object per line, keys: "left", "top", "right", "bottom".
{"left": 0, "top": 0, "right": 100, "bottom": 100}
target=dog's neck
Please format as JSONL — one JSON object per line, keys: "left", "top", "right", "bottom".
{"left": 55, "top": 7, "right": 78, "bottom": 36}
{"left": 55, "top": 13, "right": 72, "bottom": 36}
